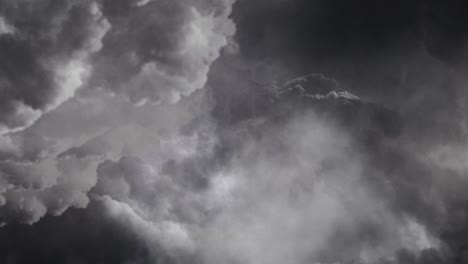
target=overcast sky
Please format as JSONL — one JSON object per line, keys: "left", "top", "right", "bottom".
{"left": 0, "top": 1, "right": 468, "bottom": 263}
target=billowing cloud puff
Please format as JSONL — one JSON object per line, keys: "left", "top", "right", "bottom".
{"left": 0, "top": 0, "right": 236, "bottom": 134}
{"left": 0, "top": 0, "right": 237, "bottom": 224}
{"left": 92, "top": 0, "right": 236, "bottom": 104}
{"left": 0, "top": 156, "right": 101, "bottom": 225}
{"left": 0, "top": 0, "right": 110, "bottom": 134}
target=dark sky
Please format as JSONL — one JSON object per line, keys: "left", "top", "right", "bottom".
{"left": 221, "top": 0, "right": 468, "bottom": 142}
{"left": 233, "top": 0, "right": 468, "bottom": 66}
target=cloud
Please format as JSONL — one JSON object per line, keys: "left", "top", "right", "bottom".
{"left": 0, "top": 156, "right": 101, "bottom": 225}
{"left": 64, "top": 91, "right": 430, "bottom": 264}
{"left": 0, "top": 0, "right": 110, "bottom": 134}
{"left": 0, "top": 88, "right": 214, "bottom": 224}
{"left": 0, "top": 0, "right": 236, "bottom": 225}
{"left": 0, "top": 16, "right": 14, "bottom": 35}
{"left": 0, "top": 0, "right": 236, "bottom": 134}
{"left": 197, "top": 111, "right": 440, "bottom": 264}
{"left": 1, "top": 1, "right": 468, "bottom": 263}
{"left": 91, "top": 0, "right": 236, "bottom": 105}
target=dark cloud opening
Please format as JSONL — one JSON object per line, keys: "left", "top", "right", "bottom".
{"left": 0, "top": 203, "right": 155, "bottom": 264}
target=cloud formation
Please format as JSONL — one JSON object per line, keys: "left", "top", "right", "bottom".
{"left": 0, "top": 0, "right": 236, "bottom": 225}
{"left": 0, "top": 0, "right": 236, "bottom": 134}
{"left": 0, "top": 0, "right": 110, "bottom": 134}
{"left": 92, "top": 0, "right": 236, "bottom": 104}
{"left": 1, "top": 1, "right": 468, "bottom": 264}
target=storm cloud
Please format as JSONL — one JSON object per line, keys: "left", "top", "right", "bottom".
{"left": 0, "top": 0, "right": 468, "bottom": 264}
{"left": 0, "top": 0, "right": 236, "bottom": 227}
{"left": 0, "top": 0, "right": 109, "bottom": 134}
{"left": 0, "top": 0, "right": 235, "bottom": 134}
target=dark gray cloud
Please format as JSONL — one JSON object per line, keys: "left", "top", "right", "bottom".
{"left": 231, "top": 0, "right": 468, "bottom": 143}
{"left": 90, "top": 0, "right": 236, "bottom": 104}
{"left": 0, "top": 0, "right": 235, "bottom": 134}
{"left": 219, "top": 1, "right": 468, "bottom": 262}
{"left": 0, "top": 202, "right": 160, "bottom": 264}
{"left": 0, "top": 0, "right": 109, "bottom": 134}
{"left": 0, "top": 0, "right": 468, "bottom": 264}
{"left": 0, "top": 0, "right": 236, "bottom": 225}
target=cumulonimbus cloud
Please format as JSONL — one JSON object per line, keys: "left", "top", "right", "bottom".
{"left": 91, "top": 0, "right": 236, "bottom": 105}
{"left": 0, "top": 0, "right": 236, "bottom": 134}
{"left": 0, "top": 0, "right": 237, "bottom": 225}
{"left": 0, "top": 0, "right": 110, "bottom": 134}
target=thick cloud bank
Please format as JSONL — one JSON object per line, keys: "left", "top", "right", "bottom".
{"left": 0, "top": 0, "right": 235, "bottom": 134}
{"left": 1, "top": 0, "right": 468, "bottom": 264}
{"left": 0, "top": 0, "right": 236, "bottom": 225}
{"left": 0, "top": 0, "right": 110, "bottom": 134}
{"left": 92, "top": 0, "right": 236, "bottom": 105}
